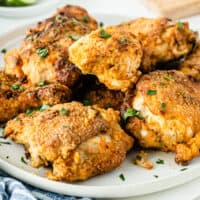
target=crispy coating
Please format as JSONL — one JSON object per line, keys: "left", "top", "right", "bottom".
{"left": 123, "top": 70, "right": 200, "bottom": 163}
{"left": 0, "top": 71, "right": 71, "bottom": 123}
{"left": 179, "top": 41, "right": 200, "bottom": 80}
{"left": 4, "top": 102, "right": 133, "bottom": 182}
{"left": 4, "top": 5, "right": 98, "bottom": 88}
{"left": 118, "top": 18, "right": 197, "bottom": 72}
{"left": 73, "top": 75, "right": 125, "bottom": 110}
{"left": 69, "top": 26, "right": 143, "bottom": 92}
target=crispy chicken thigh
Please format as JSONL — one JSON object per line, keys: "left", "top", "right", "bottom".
{"left": 179, "top": 41, "right": 200, "bottom": 80}
{"left": 4, "top": 5, "right": 98, "bottom": 88}
{"left": 4, "top": 102, "right": 133, "bottom": 182}
{"left": 118, "top": 18, "right": 197, "bottom": 72}
{"left": 69, "top": 26, "right": 143, "bottom": 91}
{"left": 0, "top": 71, "right": 71, "bottom": 123}
{"left": 73, "top": 75, "right": 125, "bottom": 110}
{"left": 123, "top": 70, "right": 200, "bottom": 163}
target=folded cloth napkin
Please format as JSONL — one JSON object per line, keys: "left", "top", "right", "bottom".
{"left": 0, "top": 170, "right": 92, "bottom": 200}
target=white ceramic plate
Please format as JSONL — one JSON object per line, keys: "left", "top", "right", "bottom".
{"left": 0, "top": 0, "right": 60, "bottom": 17}
{"left": 0, "top": 14, "right": 200, "bottom": 199}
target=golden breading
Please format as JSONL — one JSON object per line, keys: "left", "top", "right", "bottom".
{"left": 179, "top": 41, "right": 200, "bottom": 80}
{"left": 69, "top": 27, "right": 143, "bottom": 92}
{"left": 0, "top": 71, "right": 71, "bottom": 123}
{"left": 118, "top": 17, "right": 197, "bottom": 72}
{"left": 73, "top": 75, "right": 125, "bottom": 110}
{"left": 4, "top": 102, "right": 133, "bottom": 182}
{"left": 4, "top": 5, "right": 98, "bottom": 88}
{"left": 123, "top": 70, "right": 200, "bottom": 164}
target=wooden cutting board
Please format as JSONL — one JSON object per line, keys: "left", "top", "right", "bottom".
{"left": 146, "top": 0, "right": 200, "bottom": 19}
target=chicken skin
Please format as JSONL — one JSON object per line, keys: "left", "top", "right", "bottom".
{"left": 123, "top": 70, "right": 200, "bottom": 164}
{"left": 118, "top": 18, "right": 197, "bottom": 72}
{"left": 4, "top": 102, "right": 133, "bottom": 182}
{"left": 69, "top": 26, "right": 143, "bottom": 92}
{"left": 4, "top": 5, "right": 98, "bottom": 88}
{"left": 73, "top": 75, "right": 125, "bottom": 110}
{"left": 179, "top": 41, "right": 200, "bottom": 80}
{"left": 0, "top": 71, "right": 71, "bottom": 123}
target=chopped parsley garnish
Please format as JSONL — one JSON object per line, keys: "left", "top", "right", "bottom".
{"left": 72, "top": 18, "right": 79, "bottom": 24}
{"left": 0, "top": 141, "right": 11, "bottom": 145}
{"left": 163, "top": 75, "right": 174, "bottom": 81}
{"left": 154, "top": 175, "right": 159, "bottom": 178}
{"left": 123, "top": 108, "right": 144, "bottom": 121}
{"left": 82, "top": 16, "right": 89, "bottom": 23}
{"left": 100, "top": 29, "right": 111, "bottom": 39}
{"left": 55, "top": 15, "right": 62, "bottom": 21}
{"left": 177, "top": 21, "right": 183, "bottom": 30}
{"left": 39, "top": 104, "right": 50, "bottom": 112}
{"left": 119, "top": 37, "right": 127, "bottom": 44}
{"left": 161, "top": 102, "right": 166, "bottom": 111}
{"left": 26, "top": 92, "right": 32, "bottom": 97}
{"left": 21, "top": 156, "right": 28, "bottom": 164}
{"left": 147, "top": 89, "right": 157, "bottom": 95}
{"left": 36, "top": 48, "right": 48, "bottom": 59}
{"left": 37, "top": 80, "right": 46, "bottom": 87}
{"left": 159, "top": 82, "right": 165, "bottom": 86}
{"left": 99, "top": 22, "right": 104, "bottom": 27}
{"left": 11, "top": 84, "right": 20, "bottom": 90}
{"left": 62, "top": 125, "right": 69, "bottom": 128}
{"left": 25, "top": 109, "right": 33, "bottom": 116}
{"left": 68, "top": 35, "right": 81, "bottom": 41}
{"left": 156, "top": 158, "right": 164, "bottom": 164}
{"left": 1, "top": 48, "right": 7, "bottom": 54}
{"left": 180, "top": 168, "right": 188, "bottom": 171}
{"left": 119, "top": 173, "right": 125, "bottom": 181}
{"left": 83, "top": 100, "right": 91, "bottom": 106}
{"left": 61, "top": 108, "right": 68, "bottom": 115}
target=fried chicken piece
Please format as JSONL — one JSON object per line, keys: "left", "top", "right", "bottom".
{"left": 123, "top": 70, "right": 200, "bottom": 164}
{"left": 4, "top": 5, "right": 98, "bottom": 88}
{"left": 179, "top": 41, "right": 200, "bottom": 80}
{"left": 73, "top": 75, "right": 125, "bottom": 110}
{"left": 118, "top": 18, "right": 197, "bottom": 72}
{"left": 4, "top": 102, "right": 133, "bottom": 182}
{"left": 0, "top": 71, "right": 71, "bottom": 123}
{"left": 69, "top": 27, "right": 143, "bottom": 92}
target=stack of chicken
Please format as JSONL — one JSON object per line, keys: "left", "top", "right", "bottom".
{"left": 1, "top": 5, "right": 200, "bottom": 182}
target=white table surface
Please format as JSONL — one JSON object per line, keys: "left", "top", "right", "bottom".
{"left": 0, "top": 0, "right": 200, "bottom": 200}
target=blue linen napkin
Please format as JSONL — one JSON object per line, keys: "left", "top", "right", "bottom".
{"left": 0, "top": 170, "right": 92, "bottom": 200}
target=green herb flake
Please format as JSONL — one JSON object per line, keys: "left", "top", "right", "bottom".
{"left": 0, "top": 141, "right": 11, "bottom": 145}
{"left": 100, "top": 29, "right": 111, "bottom": 39}
{"left": 147, "top": 89, "right": 157, "bottom": 95}
{"left": 62, "top": 125, "right": 69, "bottom": 128}
{"left": 123, "top": 108, "right": 144, "bottom": 121}
{"left": 119, "top": 173, "right": 125, "bottom": 181}
{"left": 83, "top": 100, "right": 91, "bottom": 106}
{"left": 68, "top": 35, "right": 81, "bottom": 41}
{"left": 19, "top": 86, "right": 25, "bottom": 92}
{"left": 154, "top": 175, "right": 159, "bottom": 178}
{"left": 82, "top": 16, "right": 89, "bottom": 23}
{"left": 1, "top": 48, "right": 7, "bottom": 54}
{"left": 37, "top": 81, "right": 46, "bottom": 87}
{"left": 72, "top": 18, "right": 79, "bottom": 24}
{"left": 99, "top": 22, "right": 104, "bottom": 27}
{"left": 159, "top": 82, "right": 166, "bottom": 86}
{"left": 156, "top": 158, "right": 164, "bottom": 164}
{"left": 39, "top": 104, "right": 50, "bottom": 112}
{"left": 177, "top": 21, "right": 183, "bottom": 30}
{"left": 161, "top": 102, "right": 166, "bottom": 111}
{"left": 61, "top": 108, "right": 68, "bottom": 115}
{"left": 21, "top": 156, "right": 28, "bottom": 165}
{"left": 11, "top": 84, "right": 20, "bottom": 90}
{"left": 55, "top": 15, "right": 62, "bottom": 21}
{"left": 119, "top": 37, "right": 127, "bottom": 44}
{"left": 180, "top": 168, "right": 188, "bottom": 171}
{"left": 36, "top": 48, "right": 48, "bottom": 59}
{"left": 26, "top": 109, "right": 33, "bottom": 116}
{"left": 26, "top": 93, "right": 32, "bottom": 97}
{"left": 163, "top": 75, "right": 174, "bottom": 82}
